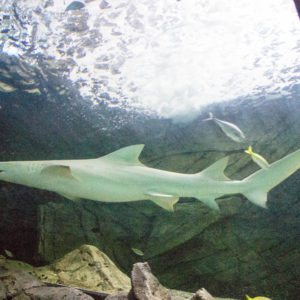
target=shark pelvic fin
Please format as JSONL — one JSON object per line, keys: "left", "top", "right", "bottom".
{"left": 41, "top": 165, "right": 77, "bottom": 180}
{"left": 101, "top": 144, "right": 145, "bottom": 165}
{"left": 145, "top": 192, "right": 179, "bottom": 212}
{"left": 200, "top": 157, "right": 230, "bottom": 181}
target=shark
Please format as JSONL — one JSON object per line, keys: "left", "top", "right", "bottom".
{"left": 0, "top": 144, "right": 299, "bottom": 211}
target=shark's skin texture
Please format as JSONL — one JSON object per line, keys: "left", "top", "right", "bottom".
{"left": 0, "top": 145, "right": 300, "bottom": 211}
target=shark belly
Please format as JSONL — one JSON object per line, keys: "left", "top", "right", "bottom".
{"left": 59, "top": 166, "right": 192, "bottom": 203}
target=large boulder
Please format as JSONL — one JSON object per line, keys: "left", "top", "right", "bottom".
{"left": 0, "top": 269, "right": 93, "bottom": 300}
{"left": 0, "top": 245, "right": 131, "bottom": 294}
{"left": 130, "top": 262, "right": 172, "bottom": 300}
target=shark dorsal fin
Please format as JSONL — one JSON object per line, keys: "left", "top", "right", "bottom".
{"left": 200, "top": 157, "right": 230, "bottom": 181}
{"left": 101, "top": 144, "right": 145, "bottom": 165}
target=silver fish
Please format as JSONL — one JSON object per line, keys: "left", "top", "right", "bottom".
{"left": 203, "top": 112, "right": 246, "bottom": 143}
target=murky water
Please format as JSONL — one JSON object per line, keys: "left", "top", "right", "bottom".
{"left": 0, "top": 1, "right": 299, "bottom": 299}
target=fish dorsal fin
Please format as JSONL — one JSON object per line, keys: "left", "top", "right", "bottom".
{"left": 41, "top": 165, "right": 77, "bottom": 180}
{"left": 200, "top": 157, "right": 230, "bottom": 181}
{"left": 101, "top": 144, "right": 145, "bottom": 165}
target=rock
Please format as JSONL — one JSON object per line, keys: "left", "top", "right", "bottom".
{"left": 130, "top": 262, "right": 172, "bottom": 300}
{"left": 0, "top": 245, "right": 131, "bottom": 294}
{"left": 104, "top": 262, "right": 193, "bottom": 300}
{"left": 105, "top": 291, "right": 130, "bottom": 300}
{"left": 191, "top": 288, "right": 236, "bottom": 300}
{"left": 0, "top": 269, "right": 93, "bottom": 299}
{"left": 46, "top": 244, "right": 130, "bottom": 293}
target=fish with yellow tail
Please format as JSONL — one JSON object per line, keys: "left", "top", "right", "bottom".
{"left": 245, "top": 146, "right": 269, "bottom": 169}
{"left": 245, "top": 295, "right": 271, "bottom": 300}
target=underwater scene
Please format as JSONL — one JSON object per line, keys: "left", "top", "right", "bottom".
{"left": 0, "top": 1, "right": 300, "bottom": 299}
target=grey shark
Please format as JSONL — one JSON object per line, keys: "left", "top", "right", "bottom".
{"left": 0, "top": 145, "right": 299, "bottom": 211}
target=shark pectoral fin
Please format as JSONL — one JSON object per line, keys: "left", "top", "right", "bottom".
{"left": 196, "top": 197, "right": 220, "bottom": 211}
{"left": 41, "top": 165, "right": 77, "bottom": 180}
{"left": 199, "top": 157, "right": 230, "bottom": 181}
{"left": 244, "top": 191, "right": 268, "bottom": 208}
{"left": 59, "top": 193, "right": 81, "bottom": 201}
{"left": 145, "top": 192, "right": 179, "bottom": 212}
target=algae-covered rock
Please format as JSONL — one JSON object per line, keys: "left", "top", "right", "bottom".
{"left": 0, "top": 245, "right": 131, "bottom": 294}
{"left": 48, "top": 244, "right": 131, "bottom": 293}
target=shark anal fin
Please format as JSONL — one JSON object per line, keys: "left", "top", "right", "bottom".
{"left": 100, "top": 144, "right": 145, "bottom": 165}
{"left": 59, "top": 193, "right": 81, "bottom": 201}
{"left": 244, "top": 191, "right": 268, "bottom": 208}
{"left": 196, "top": 197, "right": 220, "bottom": 211}
{"left": 41, "top": 165, "right": 77, "bottom": 180}
{"left": 145, "top": 192, "right": 179, "bottom": 212}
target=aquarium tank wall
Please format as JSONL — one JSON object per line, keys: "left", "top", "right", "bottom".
{"left": 0, "top": 1, "right": 299, "bottom": 300}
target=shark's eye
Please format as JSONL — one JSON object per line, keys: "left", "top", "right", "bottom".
{"left": 0, "top": 170, "right": 4, "bottom": 173}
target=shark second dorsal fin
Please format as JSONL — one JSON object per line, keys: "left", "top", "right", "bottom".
{"left": 101, "top": 144, "right": 145, "bottom": 165}
{"left": 199, "top": 157, "right": 230, "bottom": 181}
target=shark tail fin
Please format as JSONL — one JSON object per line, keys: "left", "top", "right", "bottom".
{"left": 242, "top": 149, "right": 300, "bottom": 208}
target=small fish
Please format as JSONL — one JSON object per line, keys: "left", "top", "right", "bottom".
{"left": 65, "top": 1, "right": 85, "bottom": 11}
{"left": 203, "top": 112, "right": 246, "bottom": 143}
{"left": 245, "top": 146, "right": 269, "bottom": 169}
{"left": 246, "top": 295, "right": 272, "bottom": 300}
{"left": 131, "top": 247, "right": 144, "bottom": 256}
{"left": 4, "top": 249, "right": 14, "bottom": 258}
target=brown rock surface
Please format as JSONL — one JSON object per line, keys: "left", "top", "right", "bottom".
{"left": 0, "top": 269, "right": 93, "bottom": 299}
{"left": 130, "top": 262, "right": 171, "bottom": 300}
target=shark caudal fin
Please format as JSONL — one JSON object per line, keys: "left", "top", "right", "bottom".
{"left": 242, "top": 149, "right": 300, "bottom": 208}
